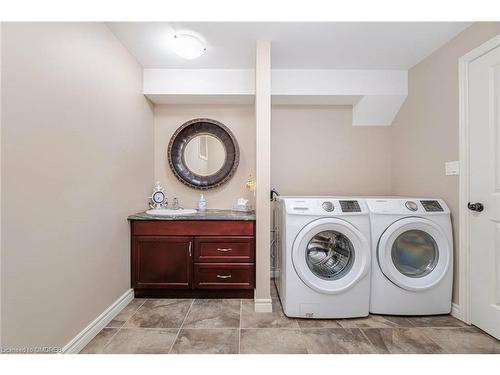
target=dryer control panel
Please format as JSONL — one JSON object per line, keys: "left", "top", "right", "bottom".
{"left": 420, "top": 200, "right": 444, "bottom": 212}
{"left": 366, "top": 198, "right": 449, "bottom": 215}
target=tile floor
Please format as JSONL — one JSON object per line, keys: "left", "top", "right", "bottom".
{"left": 80, "top": 282, "right": 500, "bottom": 354}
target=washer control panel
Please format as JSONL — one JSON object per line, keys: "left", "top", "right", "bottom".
{"left": 280, "top": 197, "right": 368, "bottom": 215}
{"left": 322, "top": 201, "right": 334, "bottom": 212}
{"left": 405, "top": 201, "right": 418, "bottom": 211}
{"left": 421, "top": 200, "right": 444, "bottom": 212}
{"left": 340, "top": 200, "right": 361, "bottom": 213}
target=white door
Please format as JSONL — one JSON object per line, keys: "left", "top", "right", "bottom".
{"left": 468, "top": 43, "right": 500, "bottom": 340}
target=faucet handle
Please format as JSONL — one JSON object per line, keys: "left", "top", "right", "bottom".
{"left": 172, "top": 197, "right": 181, "bottom": 210}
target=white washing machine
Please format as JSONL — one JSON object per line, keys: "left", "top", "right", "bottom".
{"left": 366, "top": 198, "right": 453, "bottom": 315}
{"left": 275, "top": 197, "right": 371, "bottom": 318}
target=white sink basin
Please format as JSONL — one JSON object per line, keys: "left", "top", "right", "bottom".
{"left": 146, "top": 208, "right": 197, "bottom": 216}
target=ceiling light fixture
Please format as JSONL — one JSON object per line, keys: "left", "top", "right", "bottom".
{"left": 171, "top": 33, "right": 207, "bottom": 60}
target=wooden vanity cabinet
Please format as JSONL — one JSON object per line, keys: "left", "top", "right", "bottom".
{"left": 130, "top": 220, "right": 255, "bottom": 298}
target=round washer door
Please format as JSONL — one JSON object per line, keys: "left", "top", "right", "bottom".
{"left": 292, "top": 218, "right": 370, "bottom": 295}
{"left": 378, "top": 217, "right": 451, "bottom": 291}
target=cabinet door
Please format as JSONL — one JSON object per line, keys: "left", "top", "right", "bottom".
{"left": 133, "top": 236, "right": 192, "bottom": 289}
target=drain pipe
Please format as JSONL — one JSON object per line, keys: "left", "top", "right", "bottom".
{"left": 270, "top": 188, "right": 280, "bottom": 278}
{"left": 270, "top": 188, "right": 280, "bottom": 202}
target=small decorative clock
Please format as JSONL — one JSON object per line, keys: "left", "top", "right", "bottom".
{"left": 149, "top": 181, "right": 167, "bottom": 209}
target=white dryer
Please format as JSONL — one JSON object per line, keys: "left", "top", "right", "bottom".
{"left": 275, "top": 197, "right": 371, "bottom": 318}
{"left": 366, "top": 198, "right": 453, "bottom": 315}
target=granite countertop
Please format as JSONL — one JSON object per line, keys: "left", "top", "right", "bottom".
{"left": 128, "top": 209, "right": 256, "bottom": 221}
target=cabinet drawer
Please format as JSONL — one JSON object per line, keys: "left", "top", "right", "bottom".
{"left": 195, "top": 237, "right": 254, "bottom": 263}
{"left": 132, "top": 220, "right": 255, "bottom": 236}
{"left": 194, "top": 263, "right": 255, "bottom": 289}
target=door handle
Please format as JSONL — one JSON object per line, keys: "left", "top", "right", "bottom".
{"left": 216, "top": 274, "right": 232, "bottom": 279}
{"left": 217, "top": 248, "right": 232, "bottom": 252}
{"left": 468, "top": 202, "right": 484, "bottom": 212}
{"left": 188, "top": 241, "right": 192, "bottom": 257}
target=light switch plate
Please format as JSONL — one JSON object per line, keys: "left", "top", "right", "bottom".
{"left": 445, "top": 161, "right": 459, "bottom": 176}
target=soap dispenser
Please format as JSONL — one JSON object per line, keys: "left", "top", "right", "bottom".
{"left": 198, "top": 194, "right": 207, "bottom": 211}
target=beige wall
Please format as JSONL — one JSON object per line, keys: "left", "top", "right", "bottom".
{"left": 1, "top": 23, "right": 153, "bottom": 347}
{"left": 391, "top": 22, "right": 500, "bottom": 303}
{"left": 154, "top": 104, "right": 255, "bottom": 210}
{"left": 272, "top": 105, "right": 393, "bottom": 196}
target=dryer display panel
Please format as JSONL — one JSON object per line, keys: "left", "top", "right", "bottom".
{"left": 420, "top": 200, "right": 444, "bottom": 212}
{"left": 306, "top": 230, "right": 355, "bottom": 280}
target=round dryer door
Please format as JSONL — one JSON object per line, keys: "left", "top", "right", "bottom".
{"left": 292, "top": 218, "right": 370, "bottom": 294}
{"left": 377, "top": 217, "right": 451, "bottom": 291}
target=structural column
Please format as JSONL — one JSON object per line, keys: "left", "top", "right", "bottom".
{"left": 0, "top": 22, "right": 3, "bottom": 346}
{"left": 254, "top": 40, "right": 272, "bottom": 312}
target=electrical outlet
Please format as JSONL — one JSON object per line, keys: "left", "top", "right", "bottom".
{"left": 445, "top": 161, "right": 459, "bottom": 176}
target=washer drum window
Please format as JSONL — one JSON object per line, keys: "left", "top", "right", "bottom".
{"left": 391, "top": 229, "right": 439, "bottom": 278}
{"left": 306, "top": 230, "right": 355, "bottom": 280}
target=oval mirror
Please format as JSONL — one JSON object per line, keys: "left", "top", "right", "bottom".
{"left": 168, "top": 118, "right": 239, "bottom": 190}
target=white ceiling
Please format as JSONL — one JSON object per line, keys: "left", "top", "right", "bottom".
{"left": 108, "top": 22, "right": 471, "bottom": 70}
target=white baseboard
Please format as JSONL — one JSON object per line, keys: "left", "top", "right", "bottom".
{"left": 62, "top": 289, "right": 134, "bottom": 354}
{"left": 451, "top": 302, "right": 463, "bottom": 322}
{"left": 254, "top": 298, "right": 273, "bottom": 312}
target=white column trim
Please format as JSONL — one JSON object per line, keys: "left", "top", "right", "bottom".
{"left": 254, "top": 40, "right": 272, "bottom": 312}
{"left": 254, "top": 298, "right": 273, "bottom": 313}
{"left": 0, "top": 22, "right": 3, "bottom": 348}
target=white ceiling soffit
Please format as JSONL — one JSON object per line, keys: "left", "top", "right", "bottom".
{"left": 144, "top": 69, "right": 408, "bottom": 126}
{"left": 272, "top": 69, "right": 408, "bottom": 126}
{"left": 108, "top": 22, "right": 471, "bottom": 69}
{"left": 143, "top": 69, "right": 255, "bottom": 105}
{"left": 119, "top": 22, "right": 468, "bottom": 125}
